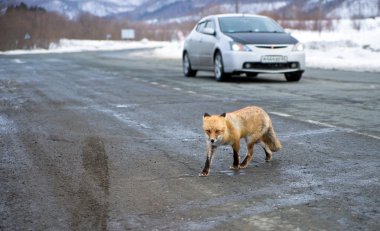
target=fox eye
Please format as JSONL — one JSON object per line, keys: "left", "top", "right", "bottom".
{"left": 205, "top": 130, "right": 211, "bottom": 133}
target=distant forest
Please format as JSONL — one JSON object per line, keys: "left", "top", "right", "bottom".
{"left": 0, "top": 2, "right": 353, "bottom": 51}
{"left": 0, "top": 3, "right": 194, "bottom": 50}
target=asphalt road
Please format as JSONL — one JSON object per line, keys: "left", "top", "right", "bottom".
{"left": 1, "top": 50, "right": 379, "bottom": 231}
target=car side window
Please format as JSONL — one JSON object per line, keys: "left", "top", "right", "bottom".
{"left": 196, "top": 20, "right": 215, "bottom": 34}
{"left": 205, "top": 20, "right": 215, "bottom": 30}
{"left": 196, "top": 22, "right": 206, "bottom": 33}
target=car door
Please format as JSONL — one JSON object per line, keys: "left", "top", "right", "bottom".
{"left": 198, "top": 20, "right": 217, "bottom": 68}
{"left": 186, "top": 21, "right": 206, "bottom": 67}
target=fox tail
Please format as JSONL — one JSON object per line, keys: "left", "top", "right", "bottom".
{"left": 262, "top": 125, "right": 282, "bottom": 152}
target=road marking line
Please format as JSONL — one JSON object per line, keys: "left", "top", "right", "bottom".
{"left": 150, "top": 82, "right": 158, "bottom": 85}
{"left": 305, "top": 120, "right": 336, "bottom": 128}
{"left": 270, "top": 112, "right": 292, "bottom": 117}
{"left": 349, "top": 131, "right": 380, "bottom": 140}
{"left": 173, "top": 87, "right": 182, "bottom": 91}
{"left": 97, "top": 107, "right": 151, "bottom": 129}
{"left": 304, "top": 119, "right": 380, "bottom": 140}
{"left": 115, "top": 104, "right": 136, "bottom": 108}
{"left": 271, "top": 111, "right": 380, "bottom": 140}
{"left": 279, "top": 128, "right": 339, "bottom": 139}
{"left": 187, "top": 90, "right": 196, "bottom": 94}
{"left": 201, "top": 94, "right": 217, "bottom": 98}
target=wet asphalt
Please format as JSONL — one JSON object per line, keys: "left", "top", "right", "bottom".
{"left": 0, "top": 50, "right": 379, "bottom": 230}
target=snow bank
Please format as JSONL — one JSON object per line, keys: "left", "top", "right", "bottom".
{"left": 0, "top": 39, "right": 165, "bottom": 55}
{"left": 289, "top": 17, "right": 380, "bottom": 72}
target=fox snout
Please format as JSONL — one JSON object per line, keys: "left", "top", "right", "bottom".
{"left": 207, "top": 137, "right": 218, "bottom": 145}
{"left": 205, "top": 132, "right": 223, "bottom": 145}
{"left": 208, "top": 136, "right": 217, "bottom": 144}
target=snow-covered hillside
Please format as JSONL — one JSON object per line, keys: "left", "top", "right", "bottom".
{"left": 328, "top": 0, "right": 380, "bottom": 18}
{"left": 2, "top": 0, "right": 379, "bottom": 21}
{"left": 1, "top": 0, "right": 148, "bottom": 19}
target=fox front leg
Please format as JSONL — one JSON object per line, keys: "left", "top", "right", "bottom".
{"left": 229, "top": 142, "right": 240, "bottom": 170}
{"left": 199, "top": 145, "right": 216, "bottom": 177}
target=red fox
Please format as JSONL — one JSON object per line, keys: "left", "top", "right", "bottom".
{"left": 200, "top": 106, "right": 282, "bottom": 177}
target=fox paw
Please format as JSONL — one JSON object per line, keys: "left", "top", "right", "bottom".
{"left": 229, "top": 165, "right": 240, "bottom": 170}
{"left": 199, "top": 172, "right": 209, "bottom": 177}
{"left": 239, "top": 164, "right": 248, "bottom": 169}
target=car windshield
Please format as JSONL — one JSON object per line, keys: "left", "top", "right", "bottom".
{"left": 218, "top": 16, "right": 284, "bottom": 33}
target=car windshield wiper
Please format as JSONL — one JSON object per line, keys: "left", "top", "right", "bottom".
{"left": 224, "top": 30, "right": 285, "bottom": 33}
{"left": 227, "top": 30, "right": 255, "bottom": 33}
{"left": 270, "top": 30, "right": 284, "bottom": 33}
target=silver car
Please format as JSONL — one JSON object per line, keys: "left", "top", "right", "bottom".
{"left": 182, "top": 14, "right": 305, "bottom": 81}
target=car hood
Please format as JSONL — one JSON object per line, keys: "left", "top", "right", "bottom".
{"left": 225, "top": 32, "right": 298, "bottom": 45}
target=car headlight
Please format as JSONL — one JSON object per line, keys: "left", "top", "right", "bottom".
{"left": 230, "top": 41, "right": 251, "bottom": 52}
{"left": 292, "top": 43, "right": 304, "bottom": 52}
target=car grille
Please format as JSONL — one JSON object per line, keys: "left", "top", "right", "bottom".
{"left": 255, "top": 45, "right": 289, "bottom": 49}
{"left": 243, "top": 62, "right": 299, "bottom": 70}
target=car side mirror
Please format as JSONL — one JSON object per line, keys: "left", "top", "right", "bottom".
{"left": 203, "top": 28, "right": 215, "bottom": 36}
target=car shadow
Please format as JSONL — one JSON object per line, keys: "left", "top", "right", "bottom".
{"left": 193, "top": 73, "right": 287, "bottom": 84}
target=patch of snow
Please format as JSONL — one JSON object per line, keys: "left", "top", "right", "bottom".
{"left": 290, "top": 17, "right": 380, "bottom": 72}
{"left": 0, "top": 39, "right": 165, "bottom": 55}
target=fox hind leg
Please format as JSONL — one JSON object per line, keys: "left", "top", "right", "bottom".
{"left": 260, "top": 141, "right": 273, "bottom": 161}
{"left": 240, "top": 141, "right": 255, "bottom": 169}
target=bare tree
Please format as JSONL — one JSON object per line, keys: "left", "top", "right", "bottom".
{"left": 317, "top": 0, "right": 323, "bottom": 34}
{"left": 235, "top": 0, "right": 239, "bottom": 13}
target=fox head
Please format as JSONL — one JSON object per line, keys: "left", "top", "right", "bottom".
{"left": 203, "top": 112, "right": 227, "bottom": 146}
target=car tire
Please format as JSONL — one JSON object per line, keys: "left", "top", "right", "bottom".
{"left": 183, "top": 52, "right": 197, "bottom": 77}
{"left": 214, "top": 52, "right": 230, "bottom": 82}
{"left": 285, "top": 71, "right": 303, "bottom": 82}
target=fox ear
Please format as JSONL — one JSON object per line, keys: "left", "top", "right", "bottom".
{"left": 204, "top": 113, "right": 211, "bottom": 118}
{"left": 220, "top": 113, "right": 226, "bottom": 117}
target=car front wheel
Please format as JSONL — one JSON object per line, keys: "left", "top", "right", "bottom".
{"left": 285, "top": 71, "right": 303, "bottom": 82}
{"left": 214, "top": 52, "right": 230, "bottom": 81}
{"left": 183, "top": 52, "right": 197, "bottom": 77}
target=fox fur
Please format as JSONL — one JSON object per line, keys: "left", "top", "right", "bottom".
{"left": 200, "top": 105, "right": 282, "bottom": 176}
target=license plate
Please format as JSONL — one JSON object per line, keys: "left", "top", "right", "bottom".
{"left": 261, "top": 55, "right": 288, "bottom": 63}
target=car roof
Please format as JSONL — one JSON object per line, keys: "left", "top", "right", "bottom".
{"left": 200, "top": 13, "right": 269, "bottom": 22}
